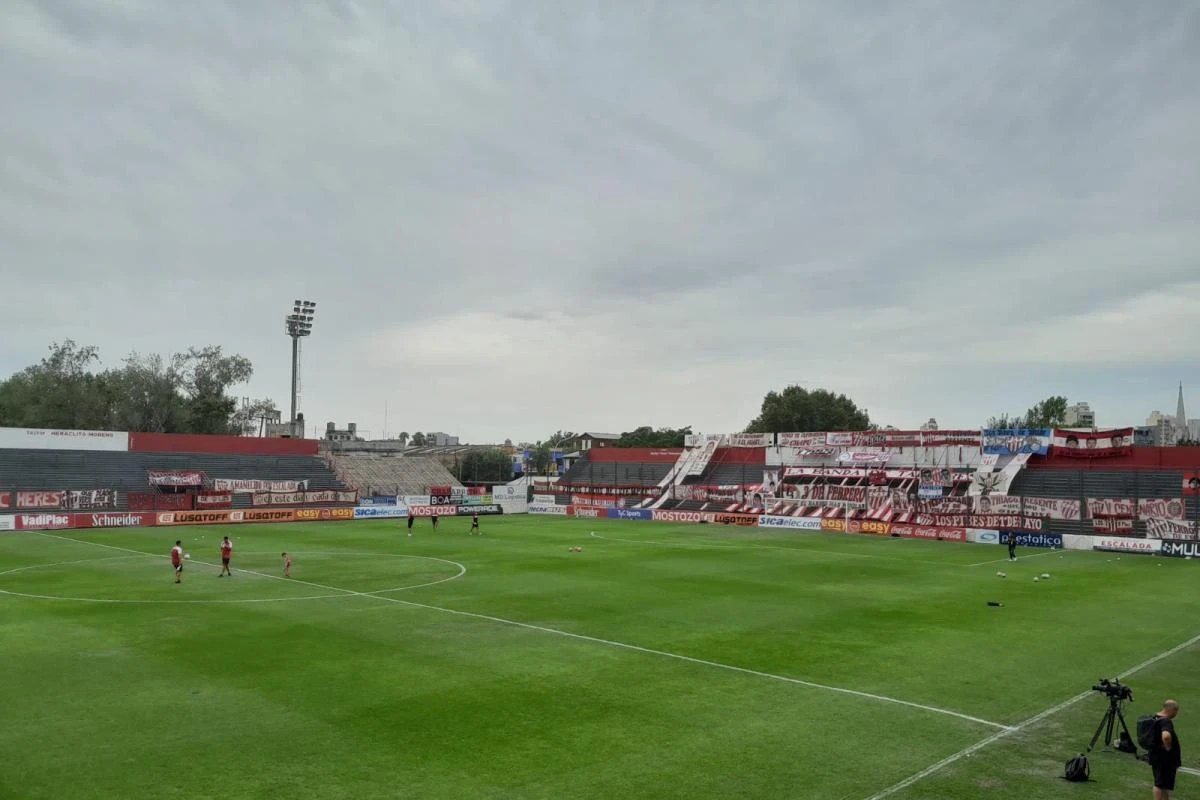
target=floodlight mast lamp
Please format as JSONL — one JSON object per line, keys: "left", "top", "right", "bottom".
{"left": 284, "top": 300, "right": 316, "bottom": 434}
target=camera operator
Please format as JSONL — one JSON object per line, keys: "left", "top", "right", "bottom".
{"left": 1149, "top": 700, "right": 1181, "bottom": 800}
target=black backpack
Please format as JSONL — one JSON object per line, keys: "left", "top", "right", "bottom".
{"left": 1064, "top": 754, "right": 1090, "bottom": 782}
{"left": 1137, "top": 715, "right": 1160, "bottom": 751}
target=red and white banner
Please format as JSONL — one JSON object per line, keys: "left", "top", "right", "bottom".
{"left": 1086, "top": 498, "right": 1136, "bottom": 519}
{"left": 79, "top": 512, "right": 156, "bottom": 529}
{"left": 891, "top": 495, "right": 973, "bottom": 515}
{"left": 792, "top": 484, "right": 867, "bottom": 505}
{"left": 568, "top": 506, "right": 606, "bottom": 519}
{"left": 272, "top": 492, "right": 304, "bottom": 505}
{"left": 1138, "top": 498, "right": 1186, "bottom": 521}
{"left": 1051, "top": 428, "right": 1134, "bottom": 458}
{"left": 918, "top": 514, "right": 1042, "bottom": 531}
{"left": 17, "top": 490, "right": 65, "bottom": 509}
{"left": 897, "top": 525, "right": 967, "bottom": 542}
{"left": 919, "top": 430, "right": 981, "bottom": 447}
{"left": 837, "top": 450, "right": 891, "bottom": 465}
{"left": 211, "top": 478, "right": 306, "bottom": 493}
{"left": 148, "top": 470, "right": 204, "bottom": 487}
{"left": 196, "top": 492, "right": 233, "bottom": 508}
{"left": 1021, "top": 497, "right": 1082, "bottom": 520}
{"left": 571, "top": 495, "right": 618, "bottom": 507}
{"left": 0, "top": 491, "right": 8, "bottom": 509}
{"left": 793, "top": 447, "right": 837, "bottom": 457}
{"left": 1092, "top": 518, "right": 1135, "bottom": 534}
{"left": 973, "top": 495, "right": 1023, "bottom": 515}
{"left": 1145, "top": 518, "right": 1200, "bottom": 540}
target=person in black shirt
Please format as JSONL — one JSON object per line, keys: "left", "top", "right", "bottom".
{"left": 470, "top": 512, "right": 480, "bottom": 535}
{"left": 1007, "top": 531, "right": 1018, "bottom": 561}
{"left": 1150, "top": 699, "right": 1181, "bottom": 799}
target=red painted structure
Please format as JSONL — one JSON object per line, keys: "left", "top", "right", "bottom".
{"left": 1030, "top": 447, "right": 1200, "bottom": 471}
{"left": 128, "top": 432, "right": 318, "bottom": 456}
{"left": 586, "top": 448, "right": 682, "bottom": 463}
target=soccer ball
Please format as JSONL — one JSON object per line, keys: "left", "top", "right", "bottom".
{"left": 184, "top": 554, "right": 191, "bottom": 560}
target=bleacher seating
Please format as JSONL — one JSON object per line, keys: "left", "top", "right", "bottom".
{"left": 327, "top": 452, "right": 460, "bottom": 496}
{"left": 558, "top": 455, "right": 674, "bottom": 488}
{"left": 1009, "top": 468, "right": 1192, "bottom": 536}
{"left": 0, "top": 449, "right": 348, "bottom": 511}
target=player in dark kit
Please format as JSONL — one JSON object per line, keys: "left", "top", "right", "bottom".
{"left": 218, "top": 536, "right": 233, "bottom": 576}
{"left": 407, "top": 514, "right": 415, "bottom": 536}
{"left": 171, "top": 540, "right": 184, "bottom": 583}
{"left": 1007, "top": 531, "right": 1018, "bottom": 561}
{"left": 470, "top": 512, "right": 480, "bottom": 535}
{"left": 431, "top": 513, "right": 439, "bottom": 530}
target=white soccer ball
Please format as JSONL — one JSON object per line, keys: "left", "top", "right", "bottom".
{"left": 184, "top": 554, "right": 191, "bottom": 560}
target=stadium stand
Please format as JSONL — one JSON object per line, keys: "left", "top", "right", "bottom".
{"left": 325, "top": 452, "right": 460, "bottom": 497}
{"left": 0, "top": 450, "right": 350, "bottom": 512}
{"left": 1008, "top": 467, "right": 1192, "bottom": 537}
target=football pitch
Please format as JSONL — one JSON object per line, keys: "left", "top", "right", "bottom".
{"left": 1, "top": 517, "right": 1197, "bottom": 800}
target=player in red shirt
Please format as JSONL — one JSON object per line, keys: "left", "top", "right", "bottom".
{"left": 218, "top": 536, "right": 233, "bottom": 577}
{"left": 470, "top": 512, "right": 480, "bottom": 535}
{"left": 281, "top": 552, "right": 292, "bottom": 578}
{"left": 171, "top": 540, "right": 184, "bottom": 584}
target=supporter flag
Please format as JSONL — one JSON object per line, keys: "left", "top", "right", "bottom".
{"left": 1051, "top": 428, "right": 1133, "bottom": 458}
{"left": 1185, "top": 472, "right": 1200, "bottom": 496}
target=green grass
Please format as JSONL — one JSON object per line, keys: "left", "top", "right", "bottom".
{"left": 0, "top": 516, "right": 1197, "bottom": 800}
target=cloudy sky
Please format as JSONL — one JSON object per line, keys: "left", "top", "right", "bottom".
{"left": 2, "top": 1, "right": 1198, "bottom": 443}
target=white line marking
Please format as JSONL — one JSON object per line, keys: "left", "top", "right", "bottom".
{"left": 965, "top": 550, "right": 1060, "bottom": 567}
{"left": 862, "top": 629, "right": 1200, "bottom": 799}
{"left": 2, "top": 537, "right": 465, "bottom": 605}
{"left": 589, "top": 531, "right": 974, "bottom": 568}
{"left": 39, "top": 532, "right": 1011, "bottom": 731}
{"left": 1181, "top": 766, "right": 1200, "bottom": 777}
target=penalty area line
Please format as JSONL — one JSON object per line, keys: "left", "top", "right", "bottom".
{"left": 38, "top": 532, "right": 1011, "bottom": 732}
{"left": 861, "top": 628, "right": 1200, "bottom": 799}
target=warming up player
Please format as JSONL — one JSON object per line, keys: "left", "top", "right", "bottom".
{"left": 218, "top": 536, "right": 233, "bottom": 576}
{"left": 171, "top": 540, "right": 184, "bottom": 583}
{"left": 470, "top": 511, "right": 481, "bottom": 535}
{"left": 282, "top": 552, "right": 292, "bottom": 577}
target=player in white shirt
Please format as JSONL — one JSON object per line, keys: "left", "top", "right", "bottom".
{"left": 170, "top": 541, "right": 185, "bottom": 583}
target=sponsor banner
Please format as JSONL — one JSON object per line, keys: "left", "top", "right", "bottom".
{"left": 15, "top": 512, "right": 73, "bottom": 530}
{"left": 1093, "top": 537, "right": 1161, "bottom": 555}
{"left": 1051, "top": 427, "right": 1134, "bottom": 458}
{"left": 982, "top": 428, "right": 1052, "bottom": 455}
{"left": 919, "top": 514, "right": 1042, "bottom": 531}
{"left": 569, "top": 506, "right": 606, "bottom": 519}
{"left": 404, "top": 495, "right": 432, "bottom": 507}
{"left": 1138, "top": 498, "right": 1186, "bottom": 521}
{"left": 606, "top": 508, "right": 652, "bottom": 521}
{"left": 846, "top": 519, "right": 892, "bottom": 536}
{"left": 900, "top": 526, "right": 967, "bottom": 542}
{"left": 0, "top": 426, "right": 129, "bottom": 452}
{"left": 777, "top": 433, "right": 828, "bottom": 448}
{"left": 0, "top": 491, "right": 7, "bottom": 509}
{"left": 1092, "top": 518, "right": 1135, "bottom": 534}
{"left": 529, "top": 504, "right": 567, "bottom": 515}
{"left": 710, "top": 512, "right": 758, "bottom": 526}
{"left": 0, "top": 515, "right": 13, "bottom": 532}
{"left": 157, "top": 509, "right": 298, "bottom": 525}
{"left": 148, "top": 470, "right": 204, "bottom": 487}
{"left": 195, "top": 492, "right": 232, "bottom": 509}
{"left": 80, "top": 512, "right": 155, "bottom": 529}
{"left": 429, "top": 485, "right": 452, "bottom": 496}
{"left": 973, "top": 495, "right": 1023, "bottom": 515}
{"left": 352, "top": 506, "right": 409, "bottom": 519}
{"left": 837, "top": 450, "right": 891, "bottom": 465}
{"left": 652, "top": 509, "right": 711, "bottom": 524}
{"left": 429, "top": 492, "right": 454, "bottom": 506}
{"left": 820, "top": 518, "right": 846, "bottom": 532}
{"left": 1022, "top": 497, "right": 1082, "bottom": 520}
{"left": 407, "top": 505, "right": 454, "bottom": 518}
{"left": 360, "top": 495, "right": 398, "bottom": 506}
{"left": 491, "top": 485, "right": 525, "bottom": 501}
{"left": 968, "top": 529, "right": 1001, "bottom": 544}
{"left": 727, "top": 433, "right": 773, "bottom": 447}
{"left": 1002, "top": 532, "right": 1063, "bottom": 549}
{"left": 1145, "top": 518, "right": 1200, "bottom": 540}
{"left": 1186, "top": 473, "right": 1200, "bottom": 496}
{"left": 758, "top": 515, "right": 822, "bottom": 530}
{"left": 1163, "top": 540, "right": 1200, "bottom": 558}
{"left": 1086, "top": 498, "right": 1136, "bottom": 519}
{"left": 455, "top": 505, "right": 501, "bottom": 516}
{"left": 17, "top": 490, "right": 65, "bottom": 509}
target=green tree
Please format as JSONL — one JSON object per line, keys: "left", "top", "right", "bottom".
{"left": 105, "top": 352, "right": 187, "bottom": 433}
{"left": 456, "top": 448, "right": 514, "bottom": 483}
{"left": 985, "top": 413, "right": 1025, "bottom": 429}
{"left": 615, "top": 426, "right": 691, "bottom": 448}
{"left": 1022, "top": 396, "right": 1069, "bottom": 429}
{"left": 0, "top": 340, "right": 112, "bottom": 429}
{"left": 410, "top": 432, "right": 427, "bottom": 446}
{"left": 744, "top": 386, "right": 870, "bottom": 433}
{"left": 398, "top": 432, "right": 409, "bottom": 447}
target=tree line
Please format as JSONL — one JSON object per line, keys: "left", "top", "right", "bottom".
{"left": 0, "top": 340, "right": 276, "bottom": 436}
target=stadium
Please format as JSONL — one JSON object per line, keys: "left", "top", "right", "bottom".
{"left": 2, "top": 421, "right": 1198, "bottom": 799}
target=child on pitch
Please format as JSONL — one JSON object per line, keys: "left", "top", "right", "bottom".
{"left": 281, "top": 552, "right": 292, "bottom": 577}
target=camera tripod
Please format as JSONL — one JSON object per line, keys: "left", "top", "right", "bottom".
{"left": 1088, "top": 695, "right": 1138, "bottom": 755}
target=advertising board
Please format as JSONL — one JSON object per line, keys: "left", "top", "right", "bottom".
{"left": 899, "top": 526, "right": 966, "bottom": 542}
{"left": 157, "top": 509, "right": 298, "bottom": 525}
{"left": 1092, "top": 537, "right": 1161, "bottom": 555}
{"left": 569, "top": 506, "right": 605, "bottom": 519}
{"left": 79, "top": 512, "right": 155, "bottom": 529}
{"left": 710, "top": 512, "right": 758, "bottom": 526}
{"left": 967, "top": 529, "right": 1000, "bottom": 544}
{"left": 0, "top": 426, "right": 129, "bottom": 451}
{"left": 15, "top": 513, "right": 73, "bottom": 530}
{"left": 846, "top": 519, "right": 892, "bottom": 536}
{"left": 1002, "top": 532, "right": 1063, "bottom": 549}
{"left": 1162, "top": 540, "right": 1200, "bottom": 559}
{"left": 606, "top": 508, "right": 652, "bottom": 521}
{"left": 455, "top": 505, "right": 502, "bottom": 516}
{"left": 353, "top": 506, "right": 409, "bottom": 519}
{"left": 652, "top": 509, "right": 712, "bottom": 524}
{"left": 529, "top": 504, "right": 566, "bottom": 515}
{"left": 0, "top": 515, "right": 13, "bottom": 531}
{"left": 758, "top": 515, "right": 822, "bottom": 530}
{"left": 820, "top": 519, "right": 846, "bottom": 532}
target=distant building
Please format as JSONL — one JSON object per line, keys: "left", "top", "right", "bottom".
{"left": 426, "top": 432, "right": 460, "bottom": 447}
{"left": 1177, "top": 383, "right": 1188, "bottom": 442}
{"left": 919, "top": 418, "right": 938, "bottom": 431}
{"left": 323, "top": 421, "right": 362, "bottom": 442}
{"left": 569, "top": 432, "right": 621, "bottom": 451}
{"left": 1064, "top": 402, "right": 1095, "bottom": 428}
{"left": 1145, "top": 411, "right": 1177, "bottom": 446}
{"left": 1190, "top": 420, "right": 1200, "bottom": 442}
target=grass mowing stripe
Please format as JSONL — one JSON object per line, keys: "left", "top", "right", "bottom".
{"left": 965, "top": 550, "right": 1060, "bottom": 567}
{"left": 35, "top": 531, "right": 1013, "bottom": 732}
{"left": 862, "top": 628, "right": 1200, "bottom": 799}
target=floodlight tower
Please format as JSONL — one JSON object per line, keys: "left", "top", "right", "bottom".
{"left": 284, "top": 300, "right": 316, "bottom": 435}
